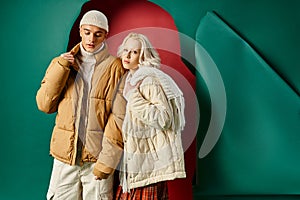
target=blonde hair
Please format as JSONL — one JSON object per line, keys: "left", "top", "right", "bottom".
{"left": 117, "top": 32, "right": 161, "bottom": 68}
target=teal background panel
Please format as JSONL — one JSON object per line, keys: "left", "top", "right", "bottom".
{"left": 0, "top": 1, "right": 87, "bottom": 199}
{"left": 194, "top": 11, "right": 300, "bottom": 196}
{"left": 150, "top": 0, "right": 300, "bottom": 197}
{"left": 150, "top": 0, "right": 300, "bottom": 95}
{"left": 0, "top": 0, "right": 300, "bottom": 199}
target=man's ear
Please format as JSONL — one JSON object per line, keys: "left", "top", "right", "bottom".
{"left": 79, "top": 27, "right": 82, "bottom": 38}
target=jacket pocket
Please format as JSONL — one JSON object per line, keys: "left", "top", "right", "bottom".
{"left": 50, "top": 126, "right": 75, "bottom": 162}
{"left": 147, "top": 138, "right": 159, "bottom": 161}
{"left": 84, "top": 130, "right": 103, "bottom": 159}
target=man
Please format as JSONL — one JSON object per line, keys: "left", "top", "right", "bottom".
{"left": 36, "top": 10, "right": 125, "bottom": 199}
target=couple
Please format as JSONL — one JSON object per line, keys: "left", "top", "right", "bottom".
{"left": 36, "top": 10, "right": 186, "bottom": 200}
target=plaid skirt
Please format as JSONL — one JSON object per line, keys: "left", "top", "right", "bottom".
{"left": 114, "top": 181, "right": 169, "bottom": 200}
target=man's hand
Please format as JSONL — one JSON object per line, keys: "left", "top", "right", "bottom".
{"left": 93, "top": 168, "right": 110, "bottom": 180}
{"left": 60, "top": 52, "right": 75, "bottom": 65}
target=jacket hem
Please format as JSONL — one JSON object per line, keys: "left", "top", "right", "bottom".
{"left": 128, "top": 172, "right": 186, "bottom": 190}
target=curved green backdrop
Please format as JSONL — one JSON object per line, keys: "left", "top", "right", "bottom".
{"left": 0, "top": 0, "right": 299, "bottom": 199}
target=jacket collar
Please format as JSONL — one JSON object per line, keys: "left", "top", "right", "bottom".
{"left": 69, "top": 43, "right": 80, "bottom": 71}
{"left": 69, "top": 43, "right": 110, "bottom": 71}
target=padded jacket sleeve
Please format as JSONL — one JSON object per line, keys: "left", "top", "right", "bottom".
{"left": 128, "top": 78, "right": 172, "bottom": 130}
{"left": 36, "top": 56, "right": 71, "bottom": 114}
{"left": 93, "top": 62, "right": 126, "bottom": 177}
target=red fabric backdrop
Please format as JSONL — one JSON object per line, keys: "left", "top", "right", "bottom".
{"left": 67, "top": 1, "right": 197, "bottom": 199}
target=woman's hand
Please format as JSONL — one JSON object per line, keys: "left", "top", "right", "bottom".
{"left": 124, "top": 80, "right": 142, "bottom": 97}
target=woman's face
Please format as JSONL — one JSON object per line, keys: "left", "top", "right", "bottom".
{"left": 121, "top": 38, "right": 141, "bottom": 73}
{"left": 80, "top": 24, "right": 107, "bottom": 53}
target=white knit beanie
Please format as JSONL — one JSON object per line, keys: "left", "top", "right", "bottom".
{"left": 79, "top": 10, "right": 109, "bottom": 32}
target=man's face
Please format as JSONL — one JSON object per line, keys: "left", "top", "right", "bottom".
{"left": 79, "top": 24, "right": 107, "bottom": 53}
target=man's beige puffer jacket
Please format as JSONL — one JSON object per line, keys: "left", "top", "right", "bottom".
{"left": 36, "top": 43, "right": 126, "bottom": 171}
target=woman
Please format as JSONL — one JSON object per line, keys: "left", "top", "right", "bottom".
{"left": 114, "top": 32, "right": 186, "bottom": 199}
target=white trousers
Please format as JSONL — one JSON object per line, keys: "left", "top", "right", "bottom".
{"left": 46, "top": 159, "right": 113, "bottom": 200}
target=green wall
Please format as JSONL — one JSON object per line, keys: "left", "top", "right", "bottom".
{"left": 0, "top": 1, "right": 87, "bottom": 199}
{"left": 150, "top": 0, "right": 300, "bottom": 198}
{"left": 151, "top": 0, "right": 300, "bottom": 95}
{"left": 0, "top": 0, "right": 299, "bottom": 199}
